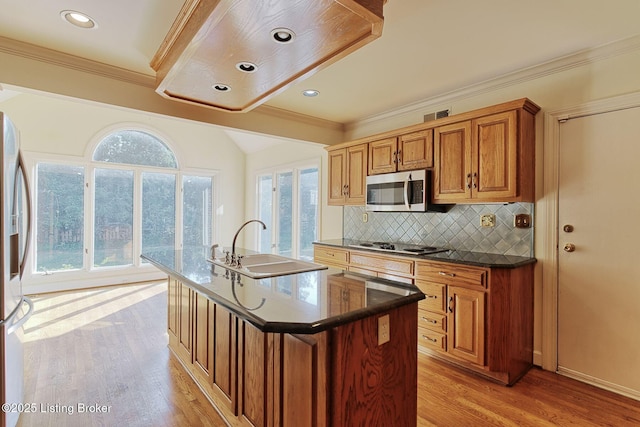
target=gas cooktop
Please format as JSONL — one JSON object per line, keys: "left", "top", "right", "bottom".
{"left": 348, "top": 241, "right": 449, "bottom": 256}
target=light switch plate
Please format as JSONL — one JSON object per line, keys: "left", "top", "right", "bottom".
{"left": 480, "top": 214, "right": 496, "bottom": 227}
{"left": 378, "top": 314, "right": 390, "bottom": 345}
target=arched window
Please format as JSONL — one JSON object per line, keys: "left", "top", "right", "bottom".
{"left": 93, "top": 129, "right": 178, "bottom": 168}
{"left": 33, "top": 125, "right": 216, "bottom": 285}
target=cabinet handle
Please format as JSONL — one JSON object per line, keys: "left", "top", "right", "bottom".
{"left": 422, "top": 335, "right": 437, "bottom": 343}
{"left": 392, "top": 151, "right": 397, "bottom": 163}
{"left": 438, "top": 271, "right": 456, "bottom": 277}
{"left": 466, "top": 173, "right": 472, "bottom": 189}
{"left": 397, "top": 150, "right": 402, "bottom": 164}
{"left": 448, "top": 296, "right": 454, "bottom": 313}
{"left": 424, "top": 294, "right": 438, "bottom": 299}
{"left": 344, "top": 184, "right": 349, "bottom": 196}
{"left": 421, "top": 316, "right": 437, "bottom": 324}
{"left": 472, "top": 172, "right": 477, "bottom": 189}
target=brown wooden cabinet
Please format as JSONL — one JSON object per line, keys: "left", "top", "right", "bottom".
{"left": 168, "top": 278, "right": 193, "bottom": 365}
{"left": 326, "top": 98, "right": 539, "bottom": 205}
{"left": 313, "top": 245, "right": 349, "bottom": 269}
{"left": 328, "top": 144, "right": 367, "bottom": 205}
{"left": 433, "top": 102, "right": 538, "bottom": 203}
{"left": 415, "top": 262, "right": 487, "bottom": 366}
{"left": 399, "top": 129, "right": 434, "bottom": 171}
{"left": 314, "top": 243, "right": 535, "bottom": 385}
{"left": 167, "top": 275, "right": 417, "bottom": 425}
{"left": 368, "top": 130, "right": 433, "bottom": 175}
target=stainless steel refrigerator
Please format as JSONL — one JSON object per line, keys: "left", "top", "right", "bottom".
{"left": 0, "top": 112, "right": 33, "bottom": 427}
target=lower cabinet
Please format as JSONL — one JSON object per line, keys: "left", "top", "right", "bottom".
{"left": 167, "top": 278, "right": 417, "bottom": 426}
{"left": 415, "top": 260, "right": 533, "bottom": 385}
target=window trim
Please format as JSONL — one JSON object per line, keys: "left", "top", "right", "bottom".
{"left": 22, "top": 124, "right": 220, "bottom": 290}
{"left": 254, "top": 157, "right": 321, "bottom": 259}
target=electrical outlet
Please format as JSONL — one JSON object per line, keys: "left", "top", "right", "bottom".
{"left": 480, "top": 214, "right": 496, "bottom": 227}
{"left": 514, "top": 214, "right": 531, "bottom": 228}
{"left": 378, "top": 314, "right": 390, "bottom": 345}
{"left": 362, "top": 213, "right": 368, "bottom": 223}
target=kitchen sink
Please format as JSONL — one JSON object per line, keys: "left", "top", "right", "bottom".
{"left": 208, "top": 253, "right": 328, "bottom": 279}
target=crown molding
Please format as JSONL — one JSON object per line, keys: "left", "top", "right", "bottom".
{"left": 346, "top": 34, "right": 640, "bottom": 131}
{"left": 0, "top": 36, "right": 155, "bottom": 88}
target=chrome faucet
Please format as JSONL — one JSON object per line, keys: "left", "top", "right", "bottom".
{"left": 229, "top": 219, "right": 267, "bottom": 265}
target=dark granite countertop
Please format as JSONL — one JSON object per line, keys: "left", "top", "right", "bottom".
{"left": 141, "top": 246, "right": 425, "bottom": 334}
{"left": 314, "top": 239, "right": 536, "bottom": 268}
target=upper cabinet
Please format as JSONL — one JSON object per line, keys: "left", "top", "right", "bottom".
{"left": 433, "top": 101, "right": 539, "bottom": 203}
{"left": 328, "top": 144, "right": 368, "bottom": 205}
{"left": 325, "top": 98, "right": 540, "bottom": 205}
{"left": 368, "top": 130, "right": 434, "bottom": 175}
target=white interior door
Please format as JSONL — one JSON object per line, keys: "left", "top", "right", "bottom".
{"left": 558, "top": 106, "right": 640, "bottom": 397}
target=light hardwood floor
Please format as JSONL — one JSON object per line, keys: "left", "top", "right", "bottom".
{"left": 17, "top": 282, "right": 640, "bottom": 427}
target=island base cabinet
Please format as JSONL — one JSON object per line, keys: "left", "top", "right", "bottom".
{"left": 330, "top": 303, "right": 418, "bottom": 427}
{"left": 167, "top": 277, "right": 419, "bottom": 426}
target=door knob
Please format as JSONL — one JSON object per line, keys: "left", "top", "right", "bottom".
{"left": 563, "top": 224, "right": 574, "bottom": 233}
{"left": 563, "top": 243, "right": 576, "bottom": 252}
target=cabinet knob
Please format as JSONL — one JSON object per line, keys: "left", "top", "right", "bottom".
{"left": 563, "top": 243, "right": 576, "bottom": 253}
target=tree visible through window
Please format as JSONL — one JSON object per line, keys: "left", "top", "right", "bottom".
{"left": 34, "top": 127, "right": 217, "bottom": 277}
{"left": 35, "top": 163, "right": 85, "bottom": 272}
{"left": 93, "top": 130, "right": 177, "bottom": 168}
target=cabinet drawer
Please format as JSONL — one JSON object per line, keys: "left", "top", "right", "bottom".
{"left": 418, "top": 309, "right": 446, "bottom": 333}
{"left": 314, "top": 246, "right": 349, "bottom": 267}
{"left": 415, "top": 281, "right": 446, "bottom": 313}
{"left": 418, "top": 326, "right": 446, "bottom": 352}
{"left": 349, "top": 251, "right": 414, "bottom": 277}
{"left": 416, "top": 261, "right": 487, "bottom": 289}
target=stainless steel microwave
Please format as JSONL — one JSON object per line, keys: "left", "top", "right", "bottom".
{"left": 366, "top": 169, "right": 432, "bottom": 212}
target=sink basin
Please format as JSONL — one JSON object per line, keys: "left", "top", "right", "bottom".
{"left": 208, "top": 253, "right": 327, "bottom": 279}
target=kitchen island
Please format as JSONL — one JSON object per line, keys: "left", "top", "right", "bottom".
{"left": 141, "top": 247, "right": 425, "bottom": 427}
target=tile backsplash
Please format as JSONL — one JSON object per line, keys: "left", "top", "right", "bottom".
{"left": 343, "top": 203, "right": 534, "bottom": 257}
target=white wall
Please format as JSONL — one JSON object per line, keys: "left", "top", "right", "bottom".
{"left": 0, "top": 91, "right": 246, "bottom": 292}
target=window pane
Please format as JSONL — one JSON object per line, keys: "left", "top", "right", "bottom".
{"left": 183, "top": 176, "right": 213, "bottom": 247}
{"left": 277, "top": 172, "right": 292, "bottom": 257}
{"left": 93, "top": 130, "right": 177, "bottom": 168}
{"left": 35, "top": 163, "right": 84, "bottom": 272}
{"left": 142, "top": 172, "right": 176, "bottom": 254}
{"left": 258, "top": 175, "right": 272, "bottom": 253}
{"left": 94, "top": 168, "right": 134, "bottom": 267}
{"left": 298, "top": 167, "right": 318, "bottom": 261}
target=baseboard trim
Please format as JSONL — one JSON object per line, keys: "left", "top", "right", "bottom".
{"left": 557, "top": 367, "right": 640, "bottom": 401}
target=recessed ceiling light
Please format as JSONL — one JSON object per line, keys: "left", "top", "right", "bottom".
{"left": 60, "top": 10, "right": 97, "bottom": 29}
{"left": 303, "top": 89, "right": 319, "bottom": 97}
{"left": 271, "top": 28, "right": 295, "bottom": 44}
{"left": 236, "top": 62, "right": 257, "bottom": 73}
{"left": 212, "top": 83, "right": 231, "bottom": 92}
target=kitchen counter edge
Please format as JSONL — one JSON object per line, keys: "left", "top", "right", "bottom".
{"left": 141, "top": 252, "right": 425, "bottom": 335}
{"left": 313, "top": 239, "right": 537, "bottom": 268}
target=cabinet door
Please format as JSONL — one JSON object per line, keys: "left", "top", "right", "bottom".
{"left": 167, "top": 278, "right": 179, "bottom": 339}
{"left": 277, "top": 333, "right": 328, "bottom": 427}
{"left": 368, "top": 137, "right": 397, "bottom": 175}
{"left": 238, "top": 321, "right": 270, "bottom": 427}
{"left": 212, "top": 305, "right": 237, "bottom": 414}
{"left": 472, "top": 111, "right": 518, "bottom": 200}
{"left": 193, "top": 292, "right": 214, "bottom": 387}
{"left": 176, "top": 281, "right": 192, "bottom": 363}
{"left": 345, "top": 144, "right": 368, "bottom": 204}
{"left": 398, "top": 130, "right": 433, "bottom": 171}
{"left": 433, "top": 121, "right": 472, "bottom": 202}
{"left": 448, "top": 286, "right": 485, "bottom": 366}
{"left": 328, "top": 148, "right": 347, "bottom": 205}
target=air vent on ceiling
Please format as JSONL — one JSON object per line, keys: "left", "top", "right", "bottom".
{"left": 424, "top": 108, "right": 450, "bottom": 122}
